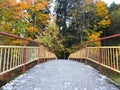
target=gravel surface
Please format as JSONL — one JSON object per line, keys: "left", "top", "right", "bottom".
{"left": 2, "top": 60, "right": 119, "bottom": 90}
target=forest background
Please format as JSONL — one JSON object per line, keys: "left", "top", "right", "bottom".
{"left": 0, "top": 0, "right": 120, "bottom": 58}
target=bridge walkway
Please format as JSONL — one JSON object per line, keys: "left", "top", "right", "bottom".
{"left": 2, "top": 60, "right": 119, "bottom": 90}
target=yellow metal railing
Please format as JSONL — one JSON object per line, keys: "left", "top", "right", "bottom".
{"left": 68, "top": 46, "right": 120, "bottom": 73}
{"left": 0, "top": 31, "right": 57, "bottom": 75}
{"left": 69, "top": 34, "right": 120, "bottom": 74}
{"left": 0, "top": 46, "right": 57, "bottom": 75}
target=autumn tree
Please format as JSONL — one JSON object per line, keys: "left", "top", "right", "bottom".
{"left": 82, "top": 0, "right": 111, "bottom": 46}
{"left": 0, "top": 0, "right": 50, "bottom": 45}
{"left": 103, "top": 3, "right": 120, "bottom": 45}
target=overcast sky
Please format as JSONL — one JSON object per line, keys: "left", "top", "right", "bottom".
{"left": 102, "top": 0, "right": 120, "bottom": 6}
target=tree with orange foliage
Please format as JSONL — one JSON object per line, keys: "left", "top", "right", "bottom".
{"left": 83, "top": 0, "right": 111, "bottom": 46}
{"left": 95, "top": 0, "right": 111, "bottom": 29}
{"left": 0, "top": 0, "right": 50, "bottom": 45}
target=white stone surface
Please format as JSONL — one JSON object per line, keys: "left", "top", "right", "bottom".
{"left": 2, "top": 60, "right": 119, "bottom": 90}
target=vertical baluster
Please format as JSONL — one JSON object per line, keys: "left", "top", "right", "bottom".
{"left": 113, "top": 48, "right": 115, "bottom": 69}
{"left": 97, "top": 48, "right": 99, "bottom": 61}
{"left": 29, "top": 48, "right": 31, "bottom": 62}
{"left": 26, "top": 48, "right": 28, "bottom": 62}
{"left": 27, "top": 48, "right": 28, "bottom": 62}
{"left": 13, "top": 48, "right": 15, "bottom": 67}
{"left": 32, "top": 48, "right": 34, "bottom": 60}
{"left": 28, "top": 48, "right": 31, "bottom": 60}
{"left": 48, "top": 50, "right": 50, "bottom": 58}
{"left": 31, "top": 48, "right": 33, "bottom": 60}
{"left": 36, "top": 47, "right": 39, "bottom": 58}
{"left": 14, "top": 48, "right": 17, "bottom": 67}
{"left": 19, "top": 48, "right": 21, "bottom": 65}
{"left": 101, "top": 48, "right": 103, "bottom": 64}
{"left": 6, "top": 48, "right": 10, "bottom": 70}
{"left": 21, "top": 48, "right": 23, "bottom": 64}
{"left": 85, "top": 47, "right": 88, "bottom": 64}
{"left": 35, "top": 48, "right": 38, "bottom": 58}
{"left": 107, "top": 48, "right": 110, "bottom": 66}
{"left": 110, "top": 48, "right": 113, "bottom": 67}
{"left": 42, "top": 47, "right": 43, "bottom": 59}
{"left": 16, "top": 48, "right": 18, "bottom": 66}
{"left": 105, "top": 48, "right": 107, "bottom": 65}
{"left": 18, "top": 48, "right": 20, "bottom": 66}
{"left": 23, "top": 40, "right": 26, "bottom": 72}
{"left": 32, "top": 48, "right": 33, "bottom": 60}
{"left": 27, "top": 48, "right": 29, "bottom": 63}
{"left": 10, "top": 48, "right": 13, "bottom": 68}
{"left": 25, "top": 48, "right": 27, "bottom": 63}
{"left": 33, "top": 48, "right": 36, "bottom": 58}
{"left": 43, "top": 47, "right": 44, "bottom": 59}
{"left": 93, "top": 48, "right": 95, "bottom": 61}
{"left": 34, "top": 48, "right": 35, "bottom": 60}
{"left": 104, "top": 48, "right": 105, "bottom": 65}
{"left": 29, "top": 48, "right": 30, "bottom": 62}
{"left": 28, "top": 48, "right": 30, "bottom": 62}
{"left": 0, "top": 48, "right": 3, "bottom": 73}
{"left": 47, "top": 50, "right": 48, "bottom": 58}
{"left": 15, "top": 48, "right": 17, "bottom": 66}
{"left": 33, "top": 48, "right": 35, "bottom": 60}
{"left": 116, "top": 48, "right": 119, "bottom": 70}
{"left": 79, "top": 50, "right": 81, "bottom": 58}
{"left": 28, "top": 48, "right": 30, "bottom": 61}
{"left": 44, "top": 47, "right": 46, "bottom": 61}
{"left": 3, "top": 48, "right": 6, "bottom": 72}
{"left": 38, "top": 44, "right": 40, "bottom": 63}
{"left": 102, "top": 48, "right": 104, "bottom": 64}
{"left": 17, "top": 48, "right": 19, "bottom": 65}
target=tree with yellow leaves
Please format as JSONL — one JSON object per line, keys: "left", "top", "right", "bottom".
{"left": 95, "top": 0, "right": 111, "bottom": 29}
{"left": 0, "top": 0, "right": 50, "bottom": 45}
{"left": 83, "top": 0, "right": 111, "bottom": 46}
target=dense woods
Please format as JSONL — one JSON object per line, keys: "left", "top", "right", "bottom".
{"left": 55, "top": 0, "right": 120, "bottom": 58}
{"left": 0, "top": 0, "right": 120, "bottom": 58}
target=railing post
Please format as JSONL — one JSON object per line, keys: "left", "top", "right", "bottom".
{"left": 48, "top": 49, "right": 50, "bottom": 61}
{"left": 0, "top": 48, "right": 2, "bottom": 73}
{"left": 85, "top": 43, "right": 88, "bottom": 64}
{"left": 38, "top": 43, "right": 40, "bottom": 63}
{"left": 23, "top": 40, "right": 27, "bottom": 73}
{"left": 79, "top": 47, "right": 81, "bottom": 62}
{"left": 44, "top": 46, "right": 46, "bottom": 62}
{"left": 98, "top": 40, "right": 102, "bottom": 73}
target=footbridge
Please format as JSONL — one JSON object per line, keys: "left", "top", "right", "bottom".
{"left": 0, "top": 32, "right": 120, "bottom": 90}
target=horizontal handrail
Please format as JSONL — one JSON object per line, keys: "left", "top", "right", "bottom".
{"left": 0, "top": 46, "right": 57, "bottom": 75}
{"left": 0, "top": 32, "right": 57, "bottom": 75}
{"left": 0, "top": 31, "right": 36, "bottom": 42}
{"left": 69, "top": 34, "right": 120, "bottom": 74}
{"left": 87, "top": 34, "right": 120, "bottom": 42}
{"left": 0, "top": 31, "right": 53, "bottom": 51}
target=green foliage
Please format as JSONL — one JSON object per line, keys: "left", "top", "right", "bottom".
{"left": 36, "top": 22, "right": 64, "bottom": 51}
{"left": 0, "top": 0, "right": 3, "bottom": 4}
{"left": 109, "top": 2, "right": 119, "bottom": 13}
{"left": 15, "top": 20, "right": 28, "bottom": 36}
{"left": 104, "top": 4, "right": 120, "bottom": 45}
{"left": 108, "top": 6, "right": 120, "bottom": 35}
